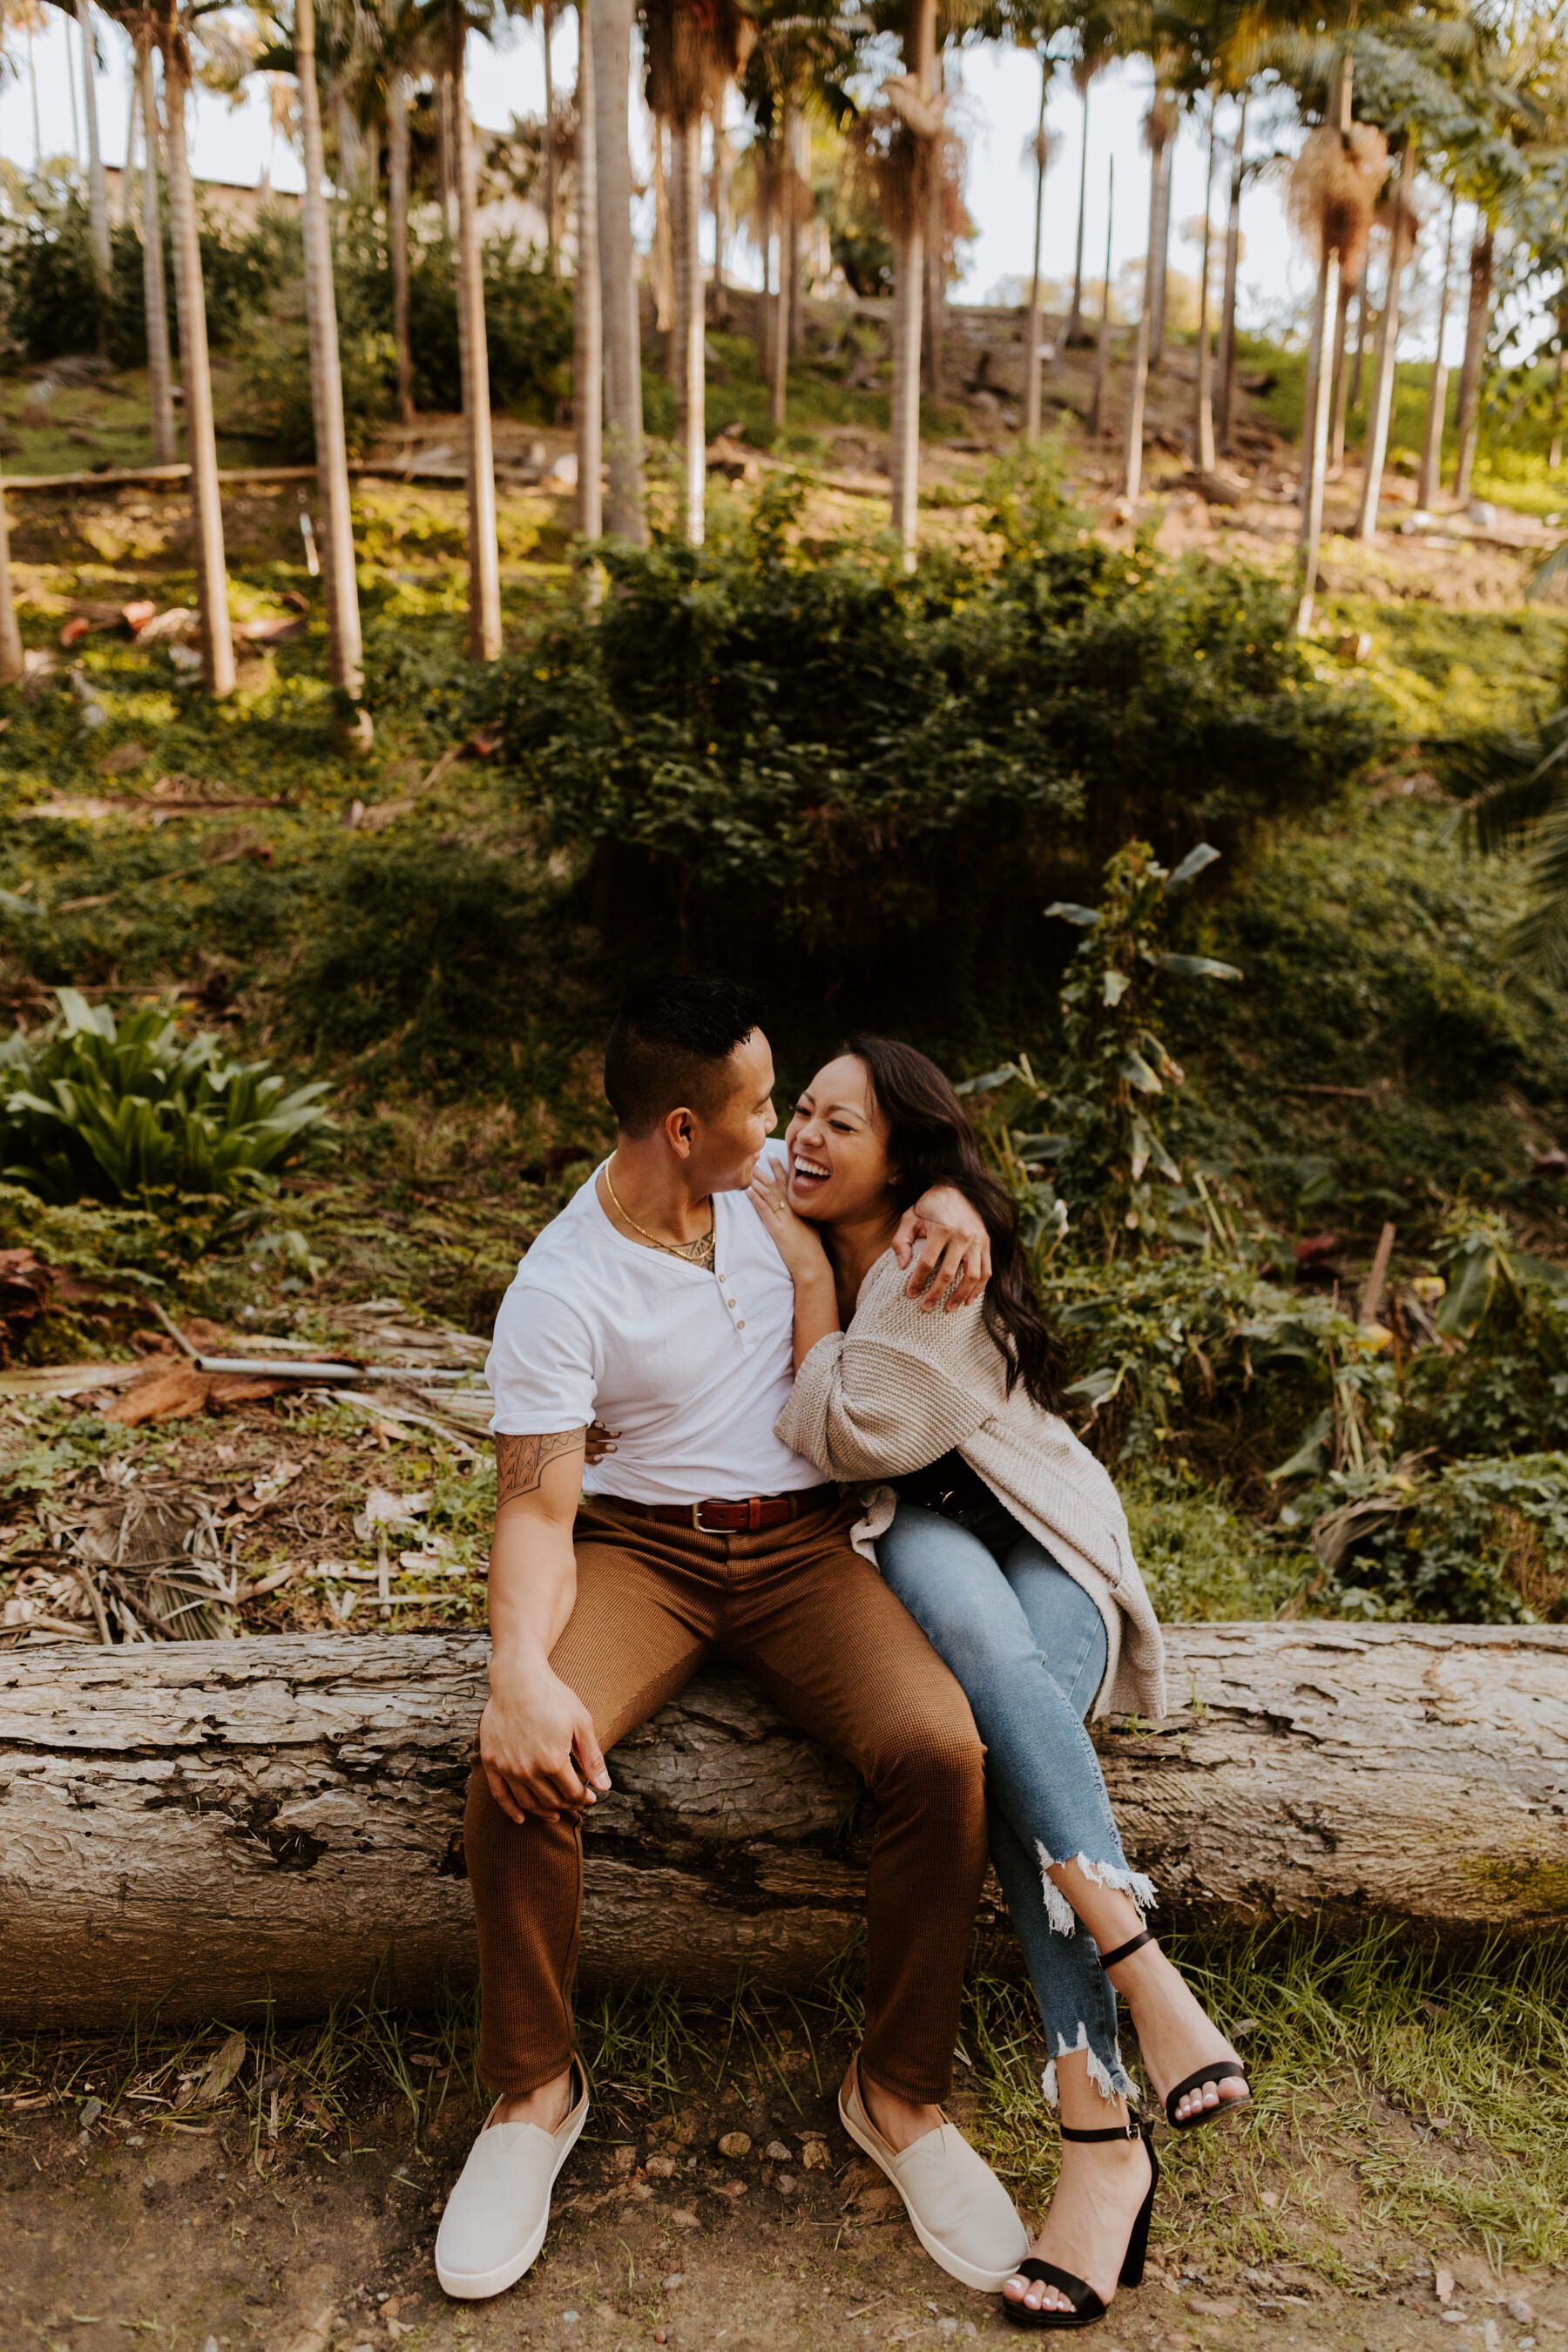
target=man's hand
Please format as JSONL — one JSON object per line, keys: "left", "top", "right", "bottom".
{"left": 480, "top": 1646, "right": 610, "bottom": 1827}
{"left": 893, "top": 1183, "right": 991, "bottom": 1312}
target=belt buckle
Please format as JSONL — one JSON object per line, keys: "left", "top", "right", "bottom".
{"left": 692, "top": 1498, "right": 730, "bottom": 1534}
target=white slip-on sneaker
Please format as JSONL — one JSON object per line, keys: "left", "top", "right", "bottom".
{"left": 435, "top": 2059, "right": 590, "bottom": 2300}
{"left": 839, "top": 2054, "right": 1030, "bottom": 2295}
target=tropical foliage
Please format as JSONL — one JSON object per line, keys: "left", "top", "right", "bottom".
{"left": 0, "top": 990, "right": 334, "bottom": 1206}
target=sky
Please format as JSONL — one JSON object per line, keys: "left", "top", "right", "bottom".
{"left": 1, "top": 6, "right": 1477, "bottom": 363}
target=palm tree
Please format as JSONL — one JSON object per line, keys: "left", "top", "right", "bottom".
{"left": 449, "top": 0, "right": 502, "bottom": 653}
{"left": 294, "top": 0, "right": 371, "bottom": 739}
{"left": 1288, "top": 72, "right": 1385, "bottom": 631}
{"left": 1022, "top": 44, "right": 1058, "bottom": 443}
{"left": 1355, "top": 137, "right": 1416, "bottom": 539}
{"left": 1121, "top": 84, "right": 1174, "bottom": 507}
{"left": 1146, "top": 87, "right": 1173, "bottom": 368}
{"left": 0, "top": 471, "right": 23, "bottom": 687}
{"left": 1215, "top": 89, "right": 1245, "bottom": 449}
{"left": 1193, "top": 92, "right": 1219, "bottom": 471}
{"left": 1450, "top": 218, "right": 1493, "bottom": 502}
{"left": 643, "top": 0, "right": 752, "bottom": 547}
{"left": 1064, "top": 44, "right": 1107, "bottom": 345}
{"left": 593, "top": 0, "right": 645, "bottom": 540}
{"left": 574, "top": 0, "right": 602, "bottom": 544}
{"left": 122, "top": 0, "right": 237, "bottom": 694}
{"left": 75, "top": 2, "right": 112, "bottom": 305}
{"left": 386, "top": 68, "right": 416, "bottom": 422}
{"left": 129, "top": 19, "right": 178, "bottom": 464}
{"left": 1086, "top": 148, "right": 1112, "bottom": 436}
{"left": 887, "top": 0, "right": 940, "bottom": 568}
{"left": 1417, "top": 179, "right": 1458, "bottom": 506}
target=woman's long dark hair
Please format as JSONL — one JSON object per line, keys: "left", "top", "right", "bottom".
{"left": 843, "top": 1035, "right": 1064, "bottom": 1413}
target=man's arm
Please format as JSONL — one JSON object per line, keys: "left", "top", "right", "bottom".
{"left": 893, "top": 1184, "right": 993, "bottom": 1313}
{"left": 478, "top": 1430, "right": 611, "bottom": 1828}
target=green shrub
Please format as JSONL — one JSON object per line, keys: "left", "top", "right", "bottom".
{"left": 483, "top": 488, "right": 1388, "bottom": 1032}
{"left": 0, "top": 990, "right": 333, "bottom": 1207}
{"left": 1307, "top": 1453, "right": 1568, "bottom": 1622}
{"left": 0, "top": 169, "right": 290, "bottom": 365}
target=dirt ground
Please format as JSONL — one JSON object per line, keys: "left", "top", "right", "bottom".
{"left": 6, "top": 2045, "right": 1566, "bottom": 2352}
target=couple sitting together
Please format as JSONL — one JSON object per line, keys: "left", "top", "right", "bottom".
{"left": 437, "top": 976, "right": 1249, "bottom": 2332}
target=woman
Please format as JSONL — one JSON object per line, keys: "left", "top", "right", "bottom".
{"left": 748, "top": 1037, "right": 1250, "bottom": 2333}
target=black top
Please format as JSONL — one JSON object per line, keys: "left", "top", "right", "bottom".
{"left": 892, "top": 1448, "right": 994, "bottom": 1522}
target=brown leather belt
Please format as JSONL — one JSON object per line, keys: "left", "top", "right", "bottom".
{"left": 605, "top": 1484, "right": 840, "bottom": 1534}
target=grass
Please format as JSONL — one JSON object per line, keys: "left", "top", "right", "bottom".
{"left": 3, "top": 1930, "right": 1564, "bottom": 2277}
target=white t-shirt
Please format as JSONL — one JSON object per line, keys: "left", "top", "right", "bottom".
{"left": 485, "top": 1148, "right": 822, "bottom": 1506}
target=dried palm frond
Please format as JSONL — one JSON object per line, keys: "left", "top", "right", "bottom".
{"left": 1287, "top": 121, "right": 1387, "bottom": 287}
{"left": 1375, "top": 179, "right": 1422, "bottom": 266}
{"left": 643, "top": 0, "right": 754, "bottom": 125}
{"left": 41, "top": 1477, "right": 239, "bottom": 1644}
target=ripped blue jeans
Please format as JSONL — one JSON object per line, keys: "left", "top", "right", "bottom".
{"left": 875, "top": 1496, "right": 1152, "bottom": 2105}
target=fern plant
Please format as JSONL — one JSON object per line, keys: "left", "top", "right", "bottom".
{"left": 0, "top": 991, "right": 334, "bottom": 1208}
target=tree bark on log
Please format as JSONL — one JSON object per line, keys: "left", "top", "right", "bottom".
{"left": 2, "top": 1625, "right": 1564, "bottom": 2031}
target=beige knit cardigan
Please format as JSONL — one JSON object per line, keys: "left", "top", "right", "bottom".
{"left": 775, "top": 1249, "right": 1166, "bottom": 1721}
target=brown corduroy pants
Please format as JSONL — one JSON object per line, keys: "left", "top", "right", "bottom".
{"left": 464, "top": 1495, "right": 988, "bottom": 2105}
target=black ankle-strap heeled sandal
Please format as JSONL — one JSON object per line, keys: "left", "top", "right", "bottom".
{"left": 1097, "top": 1928, "right": 1254, "bottom": 2133}
{"left": 1002, "top": 2118, "right": 1158, "bottom": 2332}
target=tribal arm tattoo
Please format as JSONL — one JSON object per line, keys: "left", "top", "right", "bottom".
{"left": 494, "top": 1429, "right": 586, "bottom": 1507}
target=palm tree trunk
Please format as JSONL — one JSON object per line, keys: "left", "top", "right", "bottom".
{"left": 1416, "top": 186, "right": 1456, "bottom": 509}
{"left": 1147, "top": 113, "right": 1173, "bottom": 372}
{"left": 710, "top": 102, "right": 731, "bottom": 319}
{"left": 573, "top": 0, "right": 602, "bottom": 544}
{"left": 1348, "top": 274, "right": 1369, "bottom": 413}
{"left": 1451, "top": 225, "right": 1493, "bottom": 504}
{"left": 1216, "top": 90, "right": 1245, "bottom": 450}
{"left": 922, "top": 66, "right": 942, "bottom": 399}
{"left": 1355, "top": 145, "right": 1407, "bottom": 542}
{"left": 1327, "top": 272, "right": 1352, "bottom": 475}
{"left": 789, "top": 106, "right": 808, "bottom": 361}
{"left": 136, "top": 34, "right": 178, "bottom": 468}
{"left": 77, "top": 0, "right": 112, "bottom": 312}
{"left": 889, "top": 0, "right": 936, "bottom": 570}
{"left": 651, "top": 116, "right": 673, "bottom": 350}
{"left": 672, "top": 112, "right": 705, "bottom": 544}
{"left": 296, "top": 0, "right": 368, "bottom": 734}
{"left": 387, "top": 74, "right": 416, "bottom": 426}
{"left": 449, "top": 1, "right": 502, "bottom": 659}
{"left": 542, "top": 0, "right": 558, "bottom": 277}
{"left": 1296, "top": 250, "right": 1340, "bottom": 632}
{"left": 28, "top": 20, "right": 41, "bottom": 168}
{"left": 756, "top": 174, "right": 773, "bottom": 380}
{"left": 123, "top": 71, "right": 139, "bottom": 227}
{"left": 1122, "top": 140, "right": 1158, "bottom": 504}
{"left": 769, "top": 128, "right": 790, "bottom": 432}
{"left": 159, "top": 14, "right": 234, "bottom": 696}
{"left": 0, "top": 473, "right": 23, "bottom": 687}
{"left": 1024, "top": 52, "right": 1048, "bottom": 443}
{"left": 1088, "top": 152, "right": 1112, "bottom": 439}
{"left": 1066, "top": 76, "right": 1089, "bottom": 346}
{"left": 1194, "top": 101, "right": 1217, "bottom": 473}
{"left": 592, "top": 0, "right": 645, "bottom": 543}
{"left": 1551, "top": 339, "right": 1565, "bottom": 475}
{"left": 436, "top": 71, "right": 456, "bottom": 234}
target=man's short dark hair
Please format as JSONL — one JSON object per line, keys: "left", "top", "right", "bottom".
{"left": 604, "top": 975, "right": 766, "bottom": 1138}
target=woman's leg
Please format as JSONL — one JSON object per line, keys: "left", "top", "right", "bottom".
{"left": 1000, "top": 1531, "right": 1250, "bottom": 2132}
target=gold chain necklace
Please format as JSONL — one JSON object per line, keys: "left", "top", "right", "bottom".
{"left": 603, "top": 1163, "right": 717, "bottom": 1272}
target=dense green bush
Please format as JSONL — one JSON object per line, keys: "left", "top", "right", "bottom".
{"left": 484, "top": 483, "right": 1388, "bottom": 1031}
{"left": 0, "top": 990, "right": 333, "bottom": 1206}
{"left": 1305, "top": 1453, "right": 1568, "bottom": 1622}
{"left": 0, "top": 172, "right": 291, "bottom": 365}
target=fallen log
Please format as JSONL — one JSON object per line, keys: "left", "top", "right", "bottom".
{"left": 1, "top": 1624, "right": 1564, "bottom": 2029}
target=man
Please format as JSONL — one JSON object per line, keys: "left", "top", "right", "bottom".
{"left": 436, "top": 976, "right": 1028, "bottom": 2303}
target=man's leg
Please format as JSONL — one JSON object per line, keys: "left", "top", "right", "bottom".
{"left": 463, "top": 1517, "right": 711, "bottom": 2105}
{"left": 729, "top": 1505, "right": 989, "bottom": 2107}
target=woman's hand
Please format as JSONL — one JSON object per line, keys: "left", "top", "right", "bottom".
{"left": 748, "top": 1159, "right": 835, "bottom": 1287}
